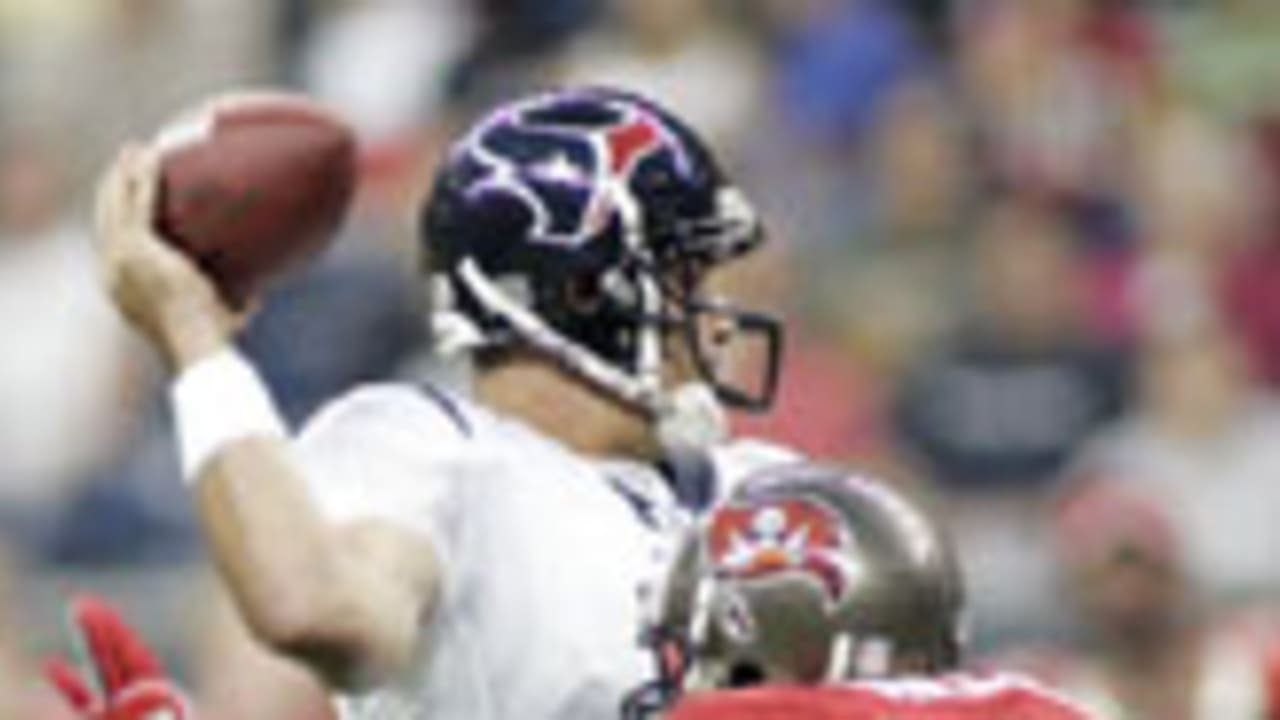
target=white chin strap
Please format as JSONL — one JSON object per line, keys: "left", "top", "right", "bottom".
{"left": 432, "top": 258, "right": 728, "bottom": 451}
{"left": 656, "top": 382, "right": 727, "bottom": 452}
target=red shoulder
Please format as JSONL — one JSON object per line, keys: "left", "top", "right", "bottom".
{"left": 666, "top": 685, "right": 886, "bottom": 720}
{"left": 991, "top": 675, "right": 1095, "bottom": 719}
{"left": 666, "top": 674, "right": 1096, "bottom": 720}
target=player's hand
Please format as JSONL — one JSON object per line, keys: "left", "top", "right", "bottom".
{"left": 45, "top": 595, "right": 194, "bottom": 720}
{"left": 96, "top": 144, "right": 246, "bottom": 370}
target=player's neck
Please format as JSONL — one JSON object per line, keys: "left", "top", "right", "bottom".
{"left": 475, "top": 358, "right": 662, "bottom": 461}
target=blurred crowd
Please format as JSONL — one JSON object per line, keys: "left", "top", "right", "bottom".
{"left": 1, "top": 0, "right": 1279, "bottom": 717}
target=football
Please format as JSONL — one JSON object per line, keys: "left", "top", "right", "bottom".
{"left": 152, "top": 91, "right": 357, "bottom": 307}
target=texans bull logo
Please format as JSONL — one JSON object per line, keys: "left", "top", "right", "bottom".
{"left": 464, "top": 98, "right": 672, "bottom": 248}
{"left": 706, "top": 497, "right": 861, "bottom": 608}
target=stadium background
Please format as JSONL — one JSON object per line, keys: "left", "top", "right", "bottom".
{"left": 0, "top": 0, "right": 1278, "bottom": 716}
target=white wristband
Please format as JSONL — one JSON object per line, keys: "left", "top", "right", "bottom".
{"left": 170, "top": 348, "right": 287, "bottom": 483}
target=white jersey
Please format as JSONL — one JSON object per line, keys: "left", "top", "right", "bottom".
{"left": 294, "top": 382, "right": 797, "bottom": 720}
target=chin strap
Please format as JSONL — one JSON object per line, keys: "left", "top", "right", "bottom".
{"left": 435, "top": 259, "right": 731, "bottom": 453}
{"left": 656, "top": 383, "right": 728, "bottom": 453}
{"left": 452, "top": 258, "right": 665, "bottom": 405}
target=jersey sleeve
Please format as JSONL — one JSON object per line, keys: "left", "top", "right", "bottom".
{"left": 294, "top": 383, "right": 475, "bottom": 570}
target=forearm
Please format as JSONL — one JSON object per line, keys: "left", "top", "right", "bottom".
{"left": 170, "top": 351, "right": 371, "bottom": 683}
{"left": 190, "top": 433, "right": 420, "bottom": 688}
{"left": 175, "top": 367, "right": 437, "bottom": 686}
{"left": 194, "top": 436, "right": 341, "bottom": 646}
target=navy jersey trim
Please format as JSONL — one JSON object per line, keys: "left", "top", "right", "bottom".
{"left": 420, "top": 383, "right": 473, "bottom": 437}
{"left": 605, "top": 474, "right": 663, "bottom": 530}
{"left": 657, "top": 449, "right": 717, "bottom": 513}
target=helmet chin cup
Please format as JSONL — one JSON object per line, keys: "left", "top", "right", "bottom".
{"left": 430, "top": 310, "right": 486, "bottom": 357}
{"left": 656, "top": 383, "right": 728, "bottom": 452}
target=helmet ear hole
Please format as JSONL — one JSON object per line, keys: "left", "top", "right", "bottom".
{"left": 726, "top": 660, "right": 766, "bottom": 689}
{"left": 563, "top": 274, "right": 604, "bottom": 314}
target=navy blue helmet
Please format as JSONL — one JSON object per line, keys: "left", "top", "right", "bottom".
{"left": 422, "top": 87, "right": 782, "bottom": 431}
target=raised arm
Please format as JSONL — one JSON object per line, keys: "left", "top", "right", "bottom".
{"left": 95, "top": 146, "right": 438, "bottom": 689}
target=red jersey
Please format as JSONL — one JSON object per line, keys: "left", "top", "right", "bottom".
{"left": 667, "top": 673, "right": 1094, "bottom": 720}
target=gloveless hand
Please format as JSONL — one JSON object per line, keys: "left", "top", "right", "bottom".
{"left": 95, "top": 144, "right": 248, "bottom": 370}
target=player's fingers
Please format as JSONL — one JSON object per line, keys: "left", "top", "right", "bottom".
{"left": 44, "top": 657, "right": 97, "bottom": 712}
{"left": 124, "top": 145, "right": 162, "bottom": 230}
{"left": 93, "top": 146, "right": 136, "bottom": 242}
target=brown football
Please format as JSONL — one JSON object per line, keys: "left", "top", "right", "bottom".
{"left": 152, "top": 91, "right": 357, "bottom": 307}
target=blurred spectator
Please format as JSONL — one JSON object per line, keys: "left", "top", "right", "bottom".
{"left": 240, "top": 223, "right": 425, "bottom": 427}
{"left": 768, "top": 0, "right": 931, "bottom": 149}
{"left": 0, "top": 0, "right": 277, "bottom": 199}
{"left": 1130, "top": 104, "right": 1254, "bottom": 339}
{"left": 1165, "top": 0, "right": 1280, "bottom": 123}
{"left": 0, "top": 133, "right": 140, "bottom": 553}
{"left": 892, "top": 197, "right": 1130, "bottom": 641}
{"left": 1041, "top": 481, "right": 1280, "bottom": 719}
{"left": 898, "top": 0, "right": 952, "bottom": 53}
{"left": 957, "top": 0, "right": 1152, "bottom": 199}
{"left": 93, "top": 0, "right": 275, "bottom": 129}
{"left": 447, "top": 0, "right": 596, "bottom": 117}
{"left": 1078, "top": 0, "right": 1163, "bottom": 94}
{"left": 1222, "top": 235, "right": 1280, "bottom": 387}
{"left": 746, "top": 80, "right": 971, "bottom": 466}
{"left": 950, "top": 0, "right": 1162, "bottom": 347}
{"left": 0, "top": 552, "right": 29, "bottom": 715}
{"left": 0, "top": 550, "right": 66, "bottom": 718}
{"left": 301, "top": 0, "right": 471, "bottom": 142}
{"left": 559, "top": 0, "right": 762, "bottom": 150}
{"left": 733, "top": 0, "right": 937, "bottom": 282}
{"left": 894, "top": 197, "right": 1129, "bottom": 492}
{"left": 1221, "top": 118, "right": 1280, "bottom": 388}
{"left": 1084, "top": 324, "right": 1280, "bottom": 604}
{"left": 827, "top": 82, "right": 969, "bottom": 378}
{"left": 0, "top": 2, "right": 111, "bottom": 164}
{"left": 473, "top": 0, "right": 595, "bottom": 60}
